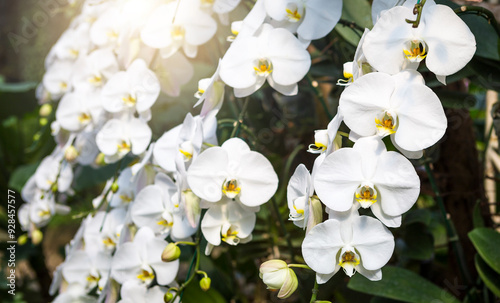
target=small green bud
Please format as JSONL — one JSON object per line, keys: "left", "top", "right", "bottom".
{"left": 111, "top": 182, "right": 119, "bottom": 193}
{"left": 39, "top": 104, "right": 52, "bottom": 117}
{"left": 40, "top": 117, "right": 48, "bottom": 126}
{"left": 18, "top": 234, "right": 28, "bottom": 245}
{"left": 64, "top": 145, "right": 79, "bottom": 162}
{"left": 164, "top": 292, "right": 174, "bottom": 302}
{"left": 162, "top": 243, "right": 181, "bottom": 262}
{"left": 200, "top": 277, "right": 211, "bottom": 292}
{"left": 51, "top": 183, "right": 58, "bottom": 193}
{"left": 94, "top": 153, "right": 106, "bottom": 166}
{"left": 32, "top": 229, "right": 43, "bottom": 245}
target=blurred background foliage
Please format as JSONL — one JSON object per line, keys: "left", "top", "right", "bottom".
{"left": 1, "top": 0, "right": 500, "bottom": 302}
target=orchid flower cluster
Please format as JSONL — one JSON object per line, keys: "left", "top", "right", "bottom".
{"left": 265, "top": 0, "right": 475, "bottom": 298}
{"left": 17, "top": 0, "right": 478, "bottom": 301}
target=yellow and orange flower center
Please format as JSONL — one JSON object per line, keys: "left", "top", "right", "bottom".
{"left": 403, "top": 39, "right": 428, "bottom": 63}
{"left": 222, "top": 179, "right": 241, "bottom": 199}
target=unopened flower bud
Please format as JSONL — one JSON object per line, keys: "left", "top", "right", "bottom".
{"left": 40, "top": 117, "right": 48, "bottom": 126}
{"left": 18, "top": 234, "right": 28, "bottom": 245}
{"left": 200, "top": 277, "right": 211, "bottom": 291}
{"left": 259, "top": 260, "right": 298, "bottom": 299}
{"left": 162, "top": 243, "right": 181, "bottom": 262}
{"left": 94, "top": 153, "right": 106, "bottom": 166}
{"left": 51, "top": 183, "right": 58, "bottom": 193}
{"left": 64, "top": 145, "right": 79, "bottom": 162}
{"left": 307, "top": 196, "right": 323, "bottom": 233}
{"left": 39, "top": 104, "right": 52, "bottom": 117}
{"left": 111, "top": 182, "right": 119, "bottom": 193}
{"left": 32, "top": 229, "right": 43, "bottom": 245}
{"left": 164, "top": 292, "right": 174, "bottom": 302}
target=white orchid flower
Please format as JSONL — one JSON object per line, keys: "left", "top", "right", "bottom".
{"left": 117, "top": 281, "right": 178, "bottom": 303}
{"left": 194, "top": 60, "right": 225, "bottom": 117}
{"left": 95, "top": 117, "right": 152, "bottom": 163}
{"left": 363, "top": 0, "right": 476, "bottom": 82}
{"left": 62, "top": 250, "right": 111, "bottom": 293}
{"left": 263, "top": 0, "right": 342, "bottom": 43}
{"left": 109, "top": 167, "right": 147, "bottom": 208}
{"left": 111, "top": 227, "right": 179, "bottom": 286}
{"left": 90, "top": 7, "right": 126, "bottom": 48}
{"left": 154, "top": 51, "right": 194, "bottom": 97}
{"left": 52, "top": 283, "right": 97, "bottom": 303}
{"left": 339, "top": 70, "right": 446, "bottom": 154}
{"left": 154, "top": 113, "right": 217, "bottom": 172}
{"left": 28, "top": 194, "right": 70, "bottom": 228}
{"left": 51, "top": 23, "right": 90, "bottom": 61}
{"left": 338, "top": 29, "right": 376, "bottom": 86}
{"left": 302, "top": 216, "right": 394, "bottom": 283}
{"left": 73, "top": 131, "right": 100, "bottom": 166}
{"left": 56, "top": 91, "right": 103, "bottom": 133}
{"left": 42, "top": 60, "right": 74, "bottom": 99}
{"left": 83, "top": 209, "right": 127, "bottom": 254}
{"left": 187, "top": 137, "right": 279, "bottom": 207}
{"left": 371, "top": 0, "right": 405, "bottom": 25}
{"left": 307, "top": 108, "right": 343, "bottom": 156}
{"left": 202, "top": 197, "right": 256, "bottom": 255}
{"left": 220, "top": 24, "right": 311, "bottom": 97}
{"left": 314, "top": 137, "right": 420, "bottom": 227}
{"left": 34, "top": 154, "right": 73, "bottom": 192}
{"left": 141, "top": 0, "right": 217, "bottom": 58}
{"left": 206, "top": 0, "right": 241, "bottom": 25}
{"left": 287, "top": 164, "right": 322, "bottom": 233}
{"left": 72, "top": 48, "right": 119, "bottom": 91}
{"left": 101, "top": 59, "right": 160, "bottom": 114}
{"left": 131, "top": 173, "right": 197, "bottom": 239}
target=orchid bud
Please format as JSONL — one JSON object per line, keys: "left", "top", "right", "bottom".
{"left": 39, "top": 104, "right": 52, "bottom": 117}
{"left": 32, "top": 229, "right": 43, "bottom": 245}
{"left": 162, "top": 243, "right": 181, "bottom": 262}
{"left": 111, "top": 182, "right": 119, "bottom": 193}
{"left": 164, "top": 292, "right": 174, "bottom": 302}
{"left": 39, "top": 118, "right": 48, "bottom": 126}
{"left": 18, "top": 234, "right": 28, "bottom": 245}
{"left": 307, "top": 195, "right": 323, "bottom": 233}
{"left": 200, "top": 277, "right": 211, "bottom": 291}
{"left": 94, "top": 153, "right": 106, "bottom": 166}
{"left": 64, "top": 145, "right": 79, "bottom": 163}
{"left": 259, "top": 260, "right": 298, "bottom": 299}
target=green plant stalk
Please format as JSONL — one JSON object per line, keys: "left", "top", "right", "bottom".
{"left": 288, "top": 264, "right": 311, "bottom": 270}
{"left": 306, "top": 75, "right": 333, "bottom": 120}
{"left": 230, "top": 97, "right": 250, "bottom": 138}
{"left": 424, "top": 162, "right": 473, "bottom": 286}
{"left": 271, "top": 197, "right": 295, "bottom": 261}
{"left": 309, "top": 280, "right": 319, "bottom": 303}
{"left": 454, "top": 6, "right": 500, "bottom": 38}
{"left": 174, "top": 228, "right": 202, "bottom": 301}
{"left": 406, "top": 0, "right": 427, "bottom": 28}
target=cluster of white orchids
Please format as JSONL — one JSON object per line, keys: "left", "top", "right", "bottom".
{"left": 17, "top": 0, "right": 477, "bottom": 301}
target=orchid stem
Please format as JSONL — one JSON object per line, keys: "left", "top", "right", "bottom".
{"left": 175, "top": 229, "right": 202, "bottom": 301}
{"left": 271, "top": 197, "right": 295, "bottom": 261}
{"left": 454, "top": 6, "right": 500, "bottom": 38}
{"left": 288, "top": 264, "right": 311, "bottom": 270}
{"left": 230, "top": 97, "right": 250, "bottom": 138}
{"left": 307, "top": 75, "right": 333, "bottom": 120}
{"left": 405, "top": 0, "right": 427, "bottom": 28}
{"left": 423, "top": 162, "right": 473, "bottom": 286}
{"left": 309, "top": 280, "right": 319, "bottom": 303}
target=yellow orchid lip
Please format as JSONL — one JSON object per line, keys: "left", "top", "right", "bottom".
{"left": 403, "top": 39, "right": 428, "bottom": 63}
{"left": 355, "top": 184, "right": 378, "bottom": 209}
{"left": 222, "top": 179, "right": 241, "bottom": 199}
{"left": 375, "top": 110, "right": 398, "bottom": 137}
{"left": 254, "top": 58, "right": 272, "bottom": 76}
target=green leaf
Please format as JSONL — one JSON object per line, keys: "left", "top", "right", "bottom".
{"left": 181, "top": 277, "right": 226, "bottom": 303}
{"left": 0, "top": 81, "right": 37, "bottom": 93}
{"left": 348, "top": 266, "right": 461, "bottom": 303}
{"left": 436, "top": 0, "right": 500, "bottom": 61}
{"left": 334, "top": 0, "right": 372, "bottom": 46}
{"left": 403, "top": 209, "right": 432, "bottom": 226}
{"left": 400, "top": 224, "right": 434, "bottom": 261}
{"left": 475, "top": 254, "right": 500, "bottom": 297}
{"left": 8, "top": 162, "right": 40, "bottom": 193}
{"left": 468, "top": 228, "right": 500, "bottom": 274}
{"left": 472, "top": 202, "right": 485, "bottom": 228}
{"left": 434, "top": 91, "right": 476, "bottom": 109}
